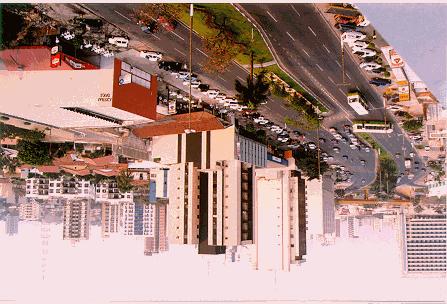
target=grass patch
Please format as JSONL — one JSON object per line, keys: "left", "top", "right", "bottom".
{"left": 178, "top": 4, "right": 273, "bottom": 65}
{"left": 257, "top": 64, "right": 328, "bottom": 113}
{"left": 356, "top": 132, "right": 390, "bottom": 159}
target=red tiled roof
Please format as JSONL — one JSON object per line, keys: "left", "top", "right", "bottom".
{"left": 84, "top": 155, "right": 117, "bottom": 166}
{"left": 61, "top": 168, "right": 91, "bottom": 176}
{"left": 0, "top": 46, "right": 98, "bottom": 71}
{"left": 132, "top": 111, "right": 224, "bottom": 138}
{"left": 35, "top": 165, "right": 60, "bottom": 173}
{"left": 112, "top": 59, "right": 157, "bottom": 120}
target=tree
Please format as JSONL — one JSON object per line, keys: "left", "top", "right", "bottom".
{"left": 202, "top": 33, "right": 242, "bottom": 73}
{"left": 16, "top": 139, "right": 52, "bottom": 165}
{"left": 293, "top": 146, "right": 329, "bottom": 180}
{"left": 134, "top": 4, "right": 182, "bottom": 25}
{"left": 402, "top": 119, "right": 423, "bottom": 133}
{"left": 116, "top": 170, "right": 134, "bottom": 193}
{"left": 234, "top": 72, "right": 270, "bottom": 109}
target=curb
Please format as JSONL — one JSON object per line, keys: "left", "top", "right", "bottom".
{"left": 232, "top": 4, "right": 334, "bottom": 117}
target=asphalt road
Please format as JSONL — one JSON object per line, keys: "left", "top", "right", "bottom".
{"left": 83, "top": 3, "right": 423, "bottom": 190}
{"left": 238, "top": 3, "right": 426, "bottom": 187}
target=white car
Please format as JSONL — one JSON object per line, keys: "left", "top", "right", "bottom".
{"left": 333, "top": 133, "right": 343, "bottom": 140}
{"left": 278, "top": 137, "right": 289, "bottom": 143}
{"left": 108, "top": 37, "right": 129, "bottom": 48}
{"left": 349, "top": 144, "right": 357, "bottom": 150}
{"left": 254, "top": 116, "right": 267, "bottom": 123}
{"left": 177, "top": 71, "right": 191, "bottom": 79}
{"left": 271, "top": 125, "right": 282, "bottom": 131}
{"left": 207, "top": 89, "right": 220, "bottom": 99}
{"left": 308, "top": 143, "right": 317, "bottom": 150}
{"left": 387, "top": 105, "right": 402, "bottom": 111}
{"left": 274, "top": 128, "right": 284, "bottom": 134}
{"left": 140, "top": 50, "right": 163, "bottom": 61}
{"left": 61, "top": 31, "right": 75, "bottom": 40}
{"left": 258, "top": 120, "right": 269, "bottom": 125}
{"left": 349, "top": 40, "right": 369, "bottom": 49}
{"left": 409, "top": 152, "right": 415, "bottom": 157}
{"left": 365, "top": 147, "right": 370, "bottom": 153}
{"left": 353, "top": 47, "right": 377, "bottom": 58}
{"left": 215, "top": 93, "right": 227, "bottom": 101}
{"left": 342, "top": 31, "right": 366, "bottom": 43}
{"left": 359, "top": 62, "right": 381, "bottom": 71}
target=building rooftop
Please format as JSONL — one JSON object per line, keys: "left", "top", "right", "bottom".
{"left": 133, "top": 112, "right": 224, "bottom": 138}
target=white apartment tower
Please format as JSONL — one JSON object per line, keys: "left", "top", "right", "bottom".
{"left": 62, "top": 199, "right": 91, "bottom": 241}
{"left": 167, "top": 162, "right": 200, "bottom": 245}
{"left": 19, "top": 199, "right": 41, "bottom": 221}
{"left": 401, "top": 213, "right": 446, "bottom": 275}
{"left": 254, "top": 160, "right": 307, "bottom": 272}
{"left": 101, "top": 201, "right": 120, "bottom": 238}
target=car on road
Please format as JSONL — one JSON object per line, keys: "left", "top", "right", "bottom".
{"left": 352, "top": 47, "right": 377, "bottom": 58}
{"left": 329, "top": 127, "right": 337, "bottom": 134}
{"left": 369, "top": 77, "right": 392, "bottom": 87}
{"left": 349, "top": 144, "right": 357, "bottom": 150}
{"left": 361, "top": 179, "right": 366, "bottom": 184}
{"left": 395, "top": 152, "right": 401, "bottom": 159}
{"left": 365, "top": 147, "right": 370, "bottom": 153}
{"left": 360, "top": 62, "right": 382, "bottom": 71}
{"left": 424, "top": 146, "right": 431, "bottom": 151}
{"left": 140, "top": 20, "right": 158, "bottom": 33}
{"left": 408, "top": 174, "right": 415, "bottom": 180}
{"left": 319, "top": 138, "right": 326, "bottom": 143}
{"left": 158, "top": 61, "right": 182, "bottom": 72}
{"left": 360, "top": 160, "right": 366, "bottom": 166}
{"left": 409, "top": 152, "right": 415, "bottom": 158}
{"left": 328, "top": 155, "right": 334, "bottom": 161}
{"left": 140, "top": 50, "right": 163, "bottom": 61}
{"left": 340, "top": 137, "right": 347, "bottom": 144}
{"left": 207, "top": 89, "right": 220, "bottom": 99}
{"left": 333, "top": 147, "right": 340, "bottom": 153}
{"left": 331, "top": 139, "right": 339, "bottom": 144}
{"left": 333, "top": 133, "right": 343, "bottom": 140}
{"left": 108, "top": 37, "right": 129, "bottom": 48}
{"left": 342, "top": 155, "right": 348, "bottom": 161}
{"left": 308, "top": 143, "right": 317, "bottom": 150}
{"left": 197, "top": 84, "right": 209, "bottom": 93}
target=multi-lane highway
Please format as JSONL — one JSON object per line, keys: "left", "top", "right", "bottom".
{"left": 83, "top": 3, "right": 424, "bottom": 190}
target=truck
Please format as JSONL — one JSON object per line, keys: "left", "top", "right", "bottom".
{"left": 404, "top": 158, "right": 412, "bottom": 169}
{"left": 347, "top": 92, "right": 369, "bottom": 115}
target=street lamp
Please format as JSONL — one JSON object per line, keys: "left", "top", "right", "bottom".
{"left": 185, "top": 4, "right": 195, "bottom": 134}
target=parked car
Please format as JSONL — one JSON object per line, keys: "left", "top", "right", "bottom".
{"left": 108, "top": 36, "right": 129, "bottom": 48}
{"left": 334, "top": 133, "right": 343, "bottom": 140}
{"left": 369, "top": 77, "right": 392, "bottom": 87}
{"left": 331, "top": 139, "right": 339, "bottom": 144}
{"left": 157, "top": 16, "right": 177, "bottom": 32}
{"left": 207, "top": 89, "right": 220, "bottom": 99}
{"left": 319, "top": 137, "right": 326, "bottom": 143}
{"left": 140, "top": 20, "right": 158, "bottom": 33}
{"left": 308, "top": 143, "right": 317, "bottom": 150}
{"left": 329, "top": 127, "right": 337, "bottom": 134}
{"left": 197, "top": 84, "right": 210, "bottom": 92}
{"left": 395, "top": 152, "right": 401, "bottom": 159}
{"left": 342, "top": 155, "right": 349, "bottom": 160}
{"left": 352, "top": 47, "right": 377, "bottom": 58}
{"left": 158, "top": 61, "right": 182, "bottom": 72}
{"left": 409, "top": 152, "right": 415, "bottom": 157}
{"left": 360, "top": 62, "right": 382, "bottom": 71}
{"left": 140, "top": 50, "right": 163, "bottom": 61}
{"left": 360, "top": 159, "right": 366, "bottom": 166}
{"left": 349, "top": 40, "right": 369, "bottom": 49}
{"left": 333, "top": 147, "right": 340, "bottom": 153}
{"left": 342, "top": 31, "right": 366, "bottom": 43}
{"left": 349, "top": 143, "right": 357, "bottom": 150}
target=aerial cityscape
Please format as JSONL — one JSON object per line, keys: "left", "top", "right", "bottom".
{"left": 0, "top": 2, "right": 446, "bottom": 304}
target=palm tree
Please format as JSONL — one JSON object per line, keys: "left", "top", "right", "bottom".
{"left": 234, "top": 71, "right": 270, "bottom": 109}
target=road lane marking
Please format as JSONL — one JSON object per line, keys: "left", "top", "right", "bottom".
{"left": 218, "top": 76, "right": 227, "bottom": 82}
{"left": 323, "top": 44, "right": 331, "bottom": 53}
{"left": 237, "top": 76, "right": 245, "bottom": 82}
{"left": 316, "top": 64, "right": 324, "bottom": 71}
{"left": 356, "top": 86, "right": 360, "bottom": 91}
{"left": 174, "top": 48, "right": 186, "bottom": 56}
{"left": 170, "top": 31, "right": 185, "bottom": 41}
{"left": 286, "top": 32, "right": 295, "bottom": 41}
{"left": 335, "top": 60, "right": 341, "bottom": 67}
{"left": 302, "top": 49, "right": 310, "bottom": 57}
{"left": 114, "top": 10, "right": 131, "bottom": 21}
{"left": 266, "top": 10, "right": 278, "bottom": 22}
{"left": 338, "top": 88, "right": 345, "bottom": 94}
{"left": 195, "top": 48, "right": 209, "bottom": 57}
{"left": 197, "top": 62, "right": 203, "bottom": 67}
{"left": 346, "top": 73, "right": 352, "bottom": 80}
{"left": 328, "top": 76, "right": 335, "bottom": 84}
{"left": 308, "top": 26, "right": 317, "bottom": 37}
{"left": 280, "top": 104, "right": 287, "bottom": 110}
{"left": 290, "top": 5, "right": 301, "bottom": 16}
{"left": 152, "top": 34, "right": 161, "bottom": 40}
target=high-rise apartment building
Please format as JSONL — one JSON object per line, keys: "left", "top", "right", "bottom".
{"left": 400, "top": 213, "right": 446, "bottom": 275}
{"left": 5, "top": 213, "right": 19, "bottom": 236}
{"left": 62, "top": 199, "right": 91, "bottom": 241}
{"left": 19, "top": 199, "right": 41, "bottom": 221}
{"left": 305, "top": 173, "right": 335, "bottom": 239}
{"left": 144, "top": 201, "right": 168, "bottom": 255}
{"left": 26, "top": 177, "right": 94, "bottom": 199}
{"left": 101, "top": 201, "right": 120, "bottom": 238}
{"left": 253, "top": 160, "right": 307, "bottom": 271}
{"left": 120, "top": 201, "right": 151, "bottom": 236}
{"left": 167, "top": 162, "right": 200, "bottom": 245}
{"left": 198, "top": 160, "right": 254, "bottom": 254}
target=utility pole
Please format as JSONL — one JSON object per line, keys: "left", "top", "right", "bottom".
{"left": 378, "top": 148, "right": 382, "bottom": 192}
{"left": 250, "top": 27, "right": 254, "bottom": 83}
{"left": 316, "top": 115, "right": 322, "bottom": 179}
{"left": 340, "top": 36, "right": 346, "bottom": 85}
{"left": 186, "top": 4, "right": 195, "bottom": 134}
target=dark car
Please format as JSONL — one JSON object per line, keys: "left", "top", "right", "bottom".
{"left": 140, "top": 20, "right": 158, "bottom": 33}
{"left": 197, "top": 84, "right": 209, "bottom": 92}
{"left": 369, "top": 77, "right": 392, "bottom": 87}
{"left": 158, "top": 61, "right": 182, "bottom": 72}
{"left": 337, "top": 23, "right": 362, "bottom": 32}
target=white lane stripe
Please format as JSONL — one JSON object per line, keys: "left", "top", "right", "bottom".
{"left": 114, "top": 10, "right": 131, "bottom": 21}
{"left": 286, "top": 32, "right": 295, "bottom": 41}
{"left": 356, "top": 86, "right": 360, "bottom": 91}
{"left": 290, "top": 4, "right": 301, "bottom": 16}
{"left": 308, "top": 26, "right": 317, "bottom": 36}
{"left": 174, "top": 48, "right": 186, "bottom": 56}
{"left": 335, "top": 60, "right": 341, "bottom": 67}
{"left": 316, "top": 64, "right": 324, "bottom": 71}
{"left": 302, "top": 49, "right": 310, "bottom": 57}
{"left": 266, "top": 10, "right": 278, "bottom": 22}
{"left": 170, "top": 31, "right": 185, "bottom": 41}
{"left": 218, "top": 76, "right": 227, "bottom": 82}
{"left": 197, "top": 62, "right": 203, "bottom": 67}
{"left": 323, "top": 44, "right": 331, "bottom": 53}
{"left": 195, "top": 48, "right": 209, "bottom": 57}
{"left": 328, "top": 76, "right": 335, "bottom": 84}
{"left": 338, "top": 88, "right": 345, "bottom": 94}
{"left": 237, "top": 76, "right": 245, "bottom": 82}
{"left": 152, "top": 34, "right": 161, "bottom": 40}
{"left": 346, "top": 73, "right": 352, "bottom": 80}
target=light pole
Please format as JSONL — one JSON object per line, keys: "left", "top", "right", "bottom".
{"left": 316, "top": 115, "right": 323, "bottom": 179}
{"left": 185, "top": 4, "right": 195, "bottom": 134}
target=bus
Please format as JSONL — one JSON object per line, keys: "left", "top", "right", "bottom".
{"left": 347, "top": 92, "right": 369, "bottom": 115}
{"left": 352, "top": 120, "right": 393, "bottom": 134}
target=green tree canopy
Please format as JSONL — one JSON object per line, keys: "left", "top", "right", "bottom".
{"left": 235, "top": 72, "right": 270, "bottom": 109}
{"left": 402, "top": 119, "right": 423, "bottom": 133}
{"left": 16, "top": 139, "right": 52, "bottom": 165}
{"left": 116, "top": 170, "right": 134, "bottom": 193}
{"left": 293, "top": 146, "right": 329, "bottom": 180}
